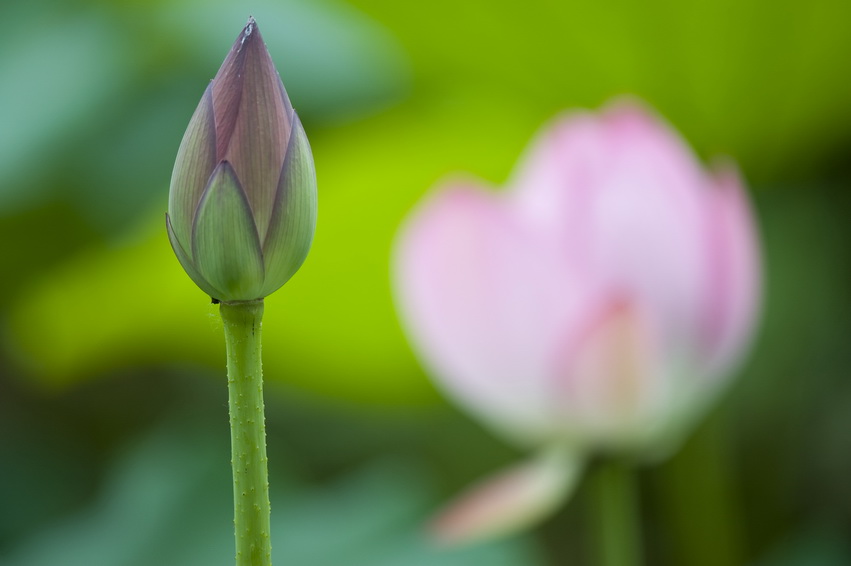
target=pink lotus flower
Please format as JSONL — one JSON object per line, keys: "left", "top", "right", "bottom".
{"left": 392, "top": 100, "right": 761, "bottom": 544}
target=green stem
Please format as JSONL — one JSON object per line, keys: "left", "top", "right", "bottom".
{"left": 220, "top": 300, "right": 272, "bottom": 566}
{"left": 656, "top": 416, "right": 744, "bottom": 566}
{"left": 591, "top": 460, "right": 643, "bottom": 566}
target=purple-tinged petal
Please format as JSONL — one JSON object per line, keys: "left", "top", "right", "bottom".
{"left": 259, "top": 112, "right": 317, "bottom": 298}
{"left": 210, "top": 21, "right": 249, "bottom": 159}
{"left": 212, "top": 18, "right": 292, "bottom": 240}
{"left": 191, "top": 162, "right": 266, "bottom": 302}
{"left": 430, "top": 445, "right": 582, "bottom": 546}
{"left": 700, "top": 164, "right": 761, "bottom": 379}
{"left": 168, "top": 84, "right": 216, "bottom": 249}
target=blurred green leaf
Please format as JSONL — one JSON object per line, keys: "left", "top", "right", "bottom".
{"left": 0, "top": 11, "right": 132, "bottom": 212}
{"left": 753, "top": 521, "right": 851, "bottom": 566}
{"left": 1, "top": 417, "right": 543, "bottom": 566}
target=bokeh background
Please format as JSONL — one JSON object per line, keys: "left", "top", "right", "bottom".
{"left": 1, "top": 0, "right": 850, "bottom": 564}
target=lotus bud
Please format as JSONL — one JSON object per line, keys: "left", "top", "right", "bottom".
{"left": 167, "top": 17, "right": 317, "bottom": 302}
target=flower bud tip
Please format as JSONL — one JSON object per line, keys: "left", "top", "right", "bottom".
{"left": 242, "top": 16, "right": 255, "bottom": 45}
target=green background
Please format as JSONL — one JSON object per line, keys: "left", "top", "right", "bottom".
{"left": 1, "top": 0, "right": 850, "bottom": 563}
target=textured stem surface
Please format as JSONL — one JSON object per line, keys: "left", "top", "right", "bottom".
{"left": 221, "top": 300, "right": 271, "bottom": 566}
{"left": 591, "top": 460, "right": 643, "bottom": 566}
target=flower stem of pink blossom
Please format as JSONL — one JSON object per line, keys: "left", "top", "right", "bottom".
{"left": 590, "top": 460, "right": 643, "bottom": 566}
{"left": 656, "top": 418, "right": 745, "bottom": 566}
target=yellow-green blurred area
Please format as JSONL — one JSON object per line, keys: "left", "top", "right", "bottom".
{"left": 1, "top": 0, "right": 850, "bottom": 563}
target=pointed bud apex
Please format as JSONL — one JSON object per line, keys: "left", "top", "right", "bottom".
{"left": 167, "top": 17, "right": 317, "bottom": 302}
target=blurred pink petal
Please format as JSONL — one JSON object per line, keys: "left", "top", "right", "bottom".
{"left": 394, "top": 184, "right": 599, "bottom": 442}
{"left": 700, "top": 164, "right": 762, "bottom": 379}
{"left": 430, "top": 446, "right": 582, "bottom": 546}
